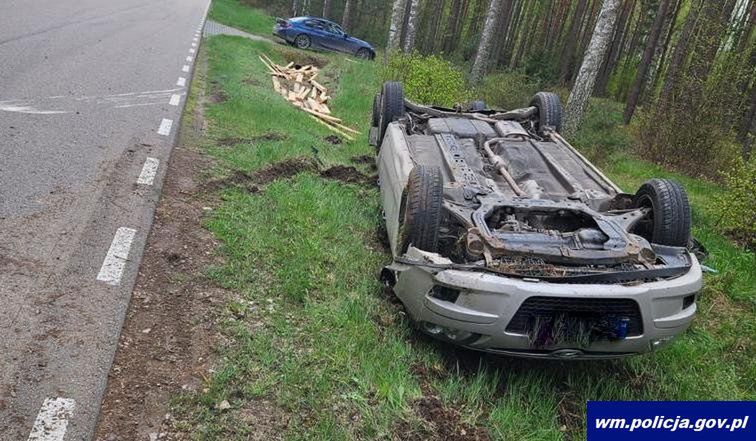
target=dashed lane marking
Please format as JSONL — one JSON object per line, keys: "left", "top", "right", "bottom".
{"left": 169, "top": 94, "right": 181, "bottom": 106}
{"left": 96, "top": 227, "right": 137, "bottom": 285}
{"left": 176, "top": 77, "right": 186, "bottom": 86}
{"left": 27, "top": 398, "right": 76, "bottom": 441}
{"left": 182, "top": 65, "right": 189, "bottom": 72}
{"left": 157, "top": 118, "right": 173, "bottom": 136}
{"left": 137, "top": 158, "right": 160, "bottom": 185}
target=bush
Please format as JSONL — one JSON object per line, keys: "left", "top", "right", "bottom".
{"left": 475, "top": 71, "right": 541, "bottom": 110}
{"left": 714, "top": 158, "right": 756, "bottom": 249}
{"left": 382, "top": 52, "right": 469, "bottom": 107}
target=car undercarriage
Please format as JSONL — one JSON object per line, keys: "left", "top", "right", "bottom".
{"left": 370, "top": 82, "right": 702, "bottom": 358}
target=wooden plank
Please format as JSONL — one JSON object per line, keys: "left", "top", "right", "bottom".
{"left": 309, "top": 116, "right": 355, "bottom": 141}
{"left": 311, "top": 79, "right": 327, "bottom": 92}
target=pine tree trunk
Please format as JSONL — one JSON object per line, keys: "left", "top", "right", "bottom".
{"left": 658, "top": 0, "right": 701, "bottom": 111}
{"left": 422, "top": 0, "right": 444, "bottom": 53}
{"left": 564, "top": 0, "right": 622, "bottom": 136}
{"left": 623, "top": 0, "right": 672, "bottom": 123}
{"left": 739, "top": 84, "right": 756, "bottom": 161}
{"left": 403, "top": 0, "right": 421, "bottom": 52}
{"left": 322, "top": 0, "right": 332, "bottom": 19}
{"left": 595, "top": 0, "right": 635, "bottom": 95}
{"left": 500, "top": 0, "right": 524, "bottom": 64}
{"left": 470, "top": 0, "right": 506, "bottom": 85}
{"left": 493, "top": 0, "right": 515, "bottom": 63}
{"left": 387, "top": 0, "right": 407, "bottom": 51}
{"left": 291, "top": 0, "right": 300, "bottom": 16}
{"left": 342, "top": 0, "right": 353, "bottom": 29}
{"left": 648, "top": 0, "right": 681, "bottom": 99}
{"left": 559, "top": 0, "right": 589, "bottom": 84}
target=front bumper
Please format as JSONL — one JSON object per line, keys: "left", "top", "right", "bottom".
{"left": 389, "top": 248, "right": 703, "bottom": 359}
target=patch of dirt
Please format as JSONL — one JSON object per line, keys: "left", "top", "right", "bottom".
{"left": 254, "top": 157, "right": 319, "bottom": 184}
{"left": 217, "top": 136, "right": 248, "bottom": 147}
{"left": 255, "top": 131, "right": 288, "bottom": 142}
{"left": 395, "top": 364, "right": 491, "bottom": 440}
{"left": 319, "top": 165, "right": 376, "bottom": 186}
{"left": 279, "top": 50, "right": 329, "bottom": 69}
{"left": 94, "top": 142, "right": 229, "bottom": 441}
{"left": 324, "top": 134, "right": 342, "bottom": 144}
{"left": 556, "top": 391, "right": 582, "bottom": 435}
{"left": 350, "top": 154, "right": 374, "bottom": 165}
{"left": 209, "top": 89, "right": 228, "bottom": 104}
{"left": 202, "top": 158, "right": 376, "bottom": 193}
{"left": 216, "top": 132, "right": 287, "bottom": 147}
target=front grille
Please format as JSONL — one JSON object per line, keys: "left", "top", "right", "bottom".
{"left": 506, "top": 296, "right": 643, "bottom": 337}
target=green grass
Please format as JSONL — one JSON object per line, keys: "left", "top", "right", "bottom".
{"left": 172, "top": 5, "right": 755, "bottom": 440}
{"left": 209, "top": 0, "right": 277, "bottom": 37}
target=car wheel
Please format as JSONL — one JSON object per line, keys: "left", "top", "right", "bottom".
{"left": 401, "top": 165, "right": 443, "bottom": 253}
{"left": 356, "top": 48, "right": 372, "bottom": 59}
{"left": 371, "top": 93, "right": 381, "bottom": 128}
{"left": 632, "top": 179, "right": 691, "bottom": 247}
{"left": 378, "top": 81, "right": 405, "bottom": 144}
{"left": 530, "top": 92, "right": 562, "bottom": 135}
{"left": 294, "top": 34, "right": 311, "bottom": 49}
{"left": 470, "top": 100, "right": 486, "bottom": 111}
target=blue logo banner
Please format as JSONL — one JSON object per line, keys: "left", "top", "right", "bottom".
{"left": 587, "top": 401, "right": 755, "bottom": 440}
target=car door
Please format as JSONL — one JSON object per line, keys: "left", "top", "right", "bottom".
{"left": 321, "top": 22, "right": 350, "bottom": 53}
{"left": 301, "top": 19, "right": 329, "bottom": 50}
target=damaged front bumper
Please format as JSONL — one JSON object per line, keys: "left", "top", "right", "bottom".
{"left": 386, "top": 248, "right": 703, "bottom": 359}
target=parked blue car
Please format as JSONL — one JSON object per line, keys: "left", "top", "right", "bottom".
{"left": 273, "top": 16, "right": 375, "bottom": 60}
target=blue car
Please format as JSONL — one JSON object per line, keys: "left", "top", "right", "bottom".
{"left": 274, "top": 16, "right": 375, "bottom": 60}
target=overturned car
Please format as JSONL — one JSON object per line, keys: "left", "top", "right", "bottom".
{"left": 369, "top": 82, "right": 702, "bottom": 359}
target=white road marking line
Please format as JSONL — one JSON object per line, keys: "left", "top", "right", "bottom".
{"left": 157, "top": 118, "right": 173, "bottom": 136}
{"left": 137, "top": 158, "right": 160, "bottom": 185}
{"left": 169, "top": 94, "right": 181, "bottom": 106}
{"left": 0, "top": 104, "right": 70, "bottom": 114}
{"left": 193, "top": 37, "right": 198, "bottom": 41}
{"left": 186, "top": 56, "right": 193, "bottom": 62}
{"left": 114, "top": 102, "right": 165, "bottom": 109}
{"left": 191, "top": 42, "right": 197, "bottom": 47}
{"left": 189, "top": 47, "right": 196, "bottom": 53}
{"left": 182, "top": 65, "right": 189, "bottom": 72}
{"left": 176, "top": 77, "right": 186, "bottom": 86}
{"left": 96, "top": 228, "right": 137, "bottom": 285}
{"left": 27, "top": 398, "right": 76, "bottom": 441}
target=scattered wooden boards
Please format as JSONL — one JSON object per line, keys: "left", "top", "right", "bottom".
{"left": 259, "top": 54, "right": 359, "bottom": 141}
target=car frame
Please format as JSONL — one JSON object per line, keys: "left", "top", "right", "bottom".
{"left": 273, "top": 16, "right": 375, "bottom": 60}
{"left": 370, "top": 81, "right": 702, "bottom": 359}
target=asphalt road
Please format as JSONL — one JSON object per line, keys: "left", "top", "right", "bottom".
{"left": 0, "top": 0, "right": 210, "bottom": 439}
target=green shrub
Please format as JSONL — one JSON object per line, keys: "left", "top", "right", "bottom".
{"left": 714, "top": 158, "right": 756, "bottom": 249}
{"left": 474, "top": 71, "right": 541, "bottom": 110}
{"left": 382, "top": 52, "right": 469, "bottom": 107}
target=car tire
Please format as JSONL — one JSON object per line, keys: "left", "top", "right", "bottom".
{"left": 530, "top": 92, "right": 562, "bottom": 135}
{"left": 294, "top": 34, "right": 311, "bottom": 49}
{"left": 632, "top": 178, "right": 691, "bottom": 247}
{"left": 371, "top": 93, "right": 381, "bottom": 127}
{"left": 378, "top": 81, "right": 405, "bottom": 144}
{"left": 356, "top": 48, "right": 372, "bottom": 59}
{"left": 400, "top": 165, "right": 443, "bottom": 253}
{"left": 470, "top": 100, "right": 486, "bottom": 111}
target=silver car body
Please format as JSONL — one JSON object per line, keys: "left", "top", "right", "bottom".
{"left": 376, "top": 110, "right": 702, "bottom": 359}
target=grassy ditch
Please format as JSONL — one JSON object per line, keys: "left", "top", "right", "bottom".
{"left": 171, "top": 11, "right": 755, "bottom": 441}
{"left": 209, "top": 0, "right": 277, "bottom": 37}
